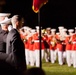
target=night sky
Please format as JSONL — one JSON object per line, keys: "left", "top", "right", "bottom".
{"left": 2, "top": 0, "right": 76, "bottom": 29}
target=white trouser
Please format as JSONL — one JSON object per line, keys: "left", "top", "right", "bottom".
{"left": 35, "top": 50, "right": 44, "bottom": 67}
{"left": 29, "top": 50, "right": 35, "bottom": 66}
{"left": 63, "top": 51, "right": 66, "bottom": 59}
{"left": 25, "top": 49, "right": 30, "bottom": 65}
{"left": 58, "top": 50, "right": 63, "bottom": 65}
{"left": 50, "top": 50, "right": 56, "bottom": 63}
{"left": 66, "top": 50, "right": 73, "bottom": 67}
{"left": 54, "top": 49, "right": 58, "bottom": 61}
{"left": 62, "top": 51, "right": 66, "bottom": 63}
{"left": 72, "top": 51, "right": 76, "bottom": 68}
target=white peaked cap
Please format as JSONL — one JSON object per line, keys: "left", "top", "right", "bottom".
{"left": 46, "top": 27, "right": 51, "bottom": 30}
{"left": 62, "top": 28, "right": 67, "bottom": 32}
{"left": 58, "top": 26, "right": 64, "bottom": 29}
{"left": 23, "top": 26, "right": 29, "bottom": 29}
{"left": 56, "top": 32, "right": 59, "bottom": 35}
{"left": 0, "top": 13, "right": 11, "bottom": 17}
{"left": 27, "top": 27, "right": 32, "bottom": 31}
{"left": 31, "top": 29, "right": 36, "bottom": 33}
{"left": 51, "top": 29, "right": 56, "bottom": 32}
{"left": 36, "top": 26, "right": 39, "bottom": 29}
{"left": 0, "top": 17, "right": 11, "bottom": 25}
{"left": 35, "top": 26, "right": 42, "bottom": 29}
{"left": 68, "top": 29, "right": 74, "bottom": 33}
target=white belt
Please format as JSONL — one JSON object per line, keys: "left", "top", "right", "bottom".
{"left": 34, "top": 40, "right": 43, "bottom": 42}
{"left": 72, "top": 42, "right": 76, "bottom": 44}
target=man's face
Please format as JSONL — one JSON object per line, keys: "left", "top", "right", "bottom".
{"left": 0, "top": 16, "right": 5, "bottom": 22}
{"left": 19, "top": 18, "right": 24, "bottom": 28}
{"left": 16, "top": 18, "right": 24, "bottom": 29}
{"left": 51, "top": 31, "right": 55, "bottom": 35}
{"left": 47, "top": 30, "right": 51, "bottom": 34}
{"left": 1, "top": 24, "right": 9, "bottom": 31}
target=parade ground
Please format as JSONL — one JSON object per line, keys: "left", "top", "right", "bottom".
{"left": 28, "top": 61, "right": 76, "bottom": 75}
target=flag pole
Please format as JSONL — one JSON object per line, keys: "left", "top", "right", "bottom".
{"left": 38, "top": 10, "right": 42, "bottom": 68}
{"left": 75, "top": 27, "right": 76, "bottom": 33}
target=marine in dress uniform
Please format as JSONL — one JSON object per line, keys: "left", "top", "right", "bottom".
{"left": 44, "top": 27, "right": 51, "bottom": 62}
{"left": 0, "top": 15, "right": 11, "bottom": 60}
{"left": 56, "top": 26, "right": 64, "bottom": 65}
{"left": 61, "top": 28, "right": 67, "bottom": 62}
{"left": 28, "top": 29, "right": 36, "bottom": 66}
{"left": 41, "top": 29, "right": 49, "bottom": 62}
{"left": 71, "top": 32, "right": 76, "bottom": 68}
{"left": 33, "top": 26, "right": 45, "bottom": 67}
{"left": 0, "top": 13, "right": 11, "bottom": 46}
{"left": 65, "top": 29, "right": 74, "bottom": 67}
{"left": 24, "top": 27, "right": 32, "bottom": 65}
{"left": 49, "top": 29, "right": 57, "bottom": 63}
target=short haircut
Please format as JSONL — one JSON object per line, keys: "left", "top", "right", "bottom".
{"left": 11, "top": 15, "right": 22, "bottom": 24}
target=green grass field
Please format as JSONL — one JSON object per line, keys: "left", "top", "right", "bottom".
{"left": 27, "top": 61, "right": 76, "bottom": 75}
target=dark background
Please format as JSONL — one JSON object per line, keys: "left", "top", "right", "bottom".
{"left": 2, "top": 0, "right": 76, "bottom": 29}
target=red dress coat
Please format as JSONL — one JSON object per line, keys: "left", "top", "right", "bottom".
{"left": 65, "top": 35, "right": 72, "bottom": 50}
{"left": 33, "top": 33, "right": 45, "bottom": 50}
{"left": 56, "top": 34, "right": 63, "bottom": 51}
{"left": 28, "top": 35, "right": 34, "bottom": 51}
{"left": 72, "top": 34, "right": 76, "bottom": 50}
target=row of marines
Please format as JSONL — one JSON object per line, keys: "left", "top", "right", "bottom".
{"left": 20, "top": 26, "right": 76, "bottom": 68}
